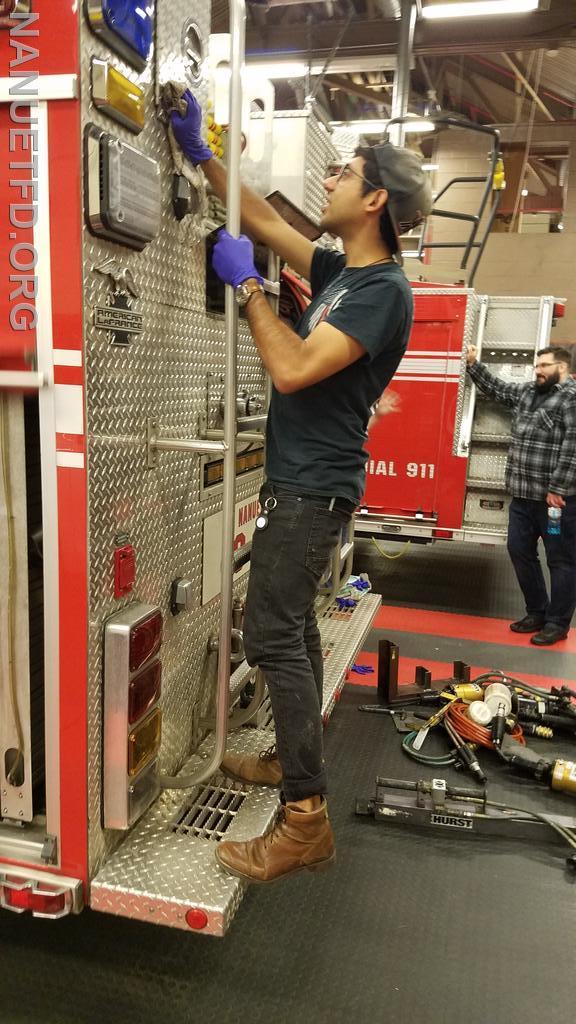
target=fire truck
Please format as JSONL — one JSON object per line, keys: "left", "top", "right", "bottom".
{"left": 0, "top": 0, "right": 380, "bottom": 937}
{"left": 357, "top": 288, "right": 566, "bottom": 545}
{"left": 0, "top": 1, "right": 564, "bottom": 938}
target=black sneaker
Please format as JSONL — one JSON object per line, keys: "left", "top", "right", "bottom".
{"left": 531, "top": 624, "right": 569, "bottom": 646}
{"left": 510, "top": 615, "right": 545, "bottom": 633}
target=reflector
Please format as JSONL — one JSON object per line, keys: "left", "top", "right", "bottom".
{"left": 128, "top": 708, "right": 162, "bottom": 776}
{"left": 186, "top": 907, "right": 209, "bottom": 930}
{"left": 128, "top": 659, "right": 162, "bottom": 724}
{"left": 129, "top": 611, "right": 162, "bottom": 672}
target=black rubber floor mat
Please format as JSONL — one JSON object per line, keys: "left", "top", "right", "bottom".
{"left": 1, "top": 685, "right": 575, "bottom": 1024}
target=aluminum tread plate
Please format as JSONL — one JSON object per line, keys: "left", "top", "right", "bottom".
{"left": 89, "top": 592, "right": 381, "bottom": 935}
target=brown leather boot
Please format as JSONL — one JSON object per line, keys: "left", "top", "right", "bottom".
{"left": 220, "top": 744, "right": 282, "bottom": 787}
{"left": 215, "top": 799, "right": 335, "bottom": 884}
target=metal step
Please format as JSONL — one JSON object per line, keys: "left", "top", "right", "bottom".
{"left": 89, "top": 592, "right": 381, "bottom": 936}
{"left": 470, "top": 432, "right": 511, "bottom": 445}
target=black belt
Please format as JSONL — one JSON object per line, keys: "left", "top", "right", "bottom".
{"left": 269, "top": 483, "right": 356, "bottom": 516}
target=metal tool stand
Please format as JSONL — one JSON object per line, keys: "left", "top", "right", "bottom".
{"left": 358, "top": 638, "right": 472, "bottom": 713}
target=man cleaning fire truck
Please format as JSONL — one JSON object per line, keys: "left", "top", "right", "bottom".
{"left": 467, "top": 344, "right": 576, "bottom": 647}
{"left": 171, "top": 91, "right": 432, "bottom": 884}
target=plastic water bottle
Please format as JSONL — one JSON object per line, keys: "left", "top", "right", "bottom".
{"left": 547, "top": 506, "right": 562, "bottom": 536}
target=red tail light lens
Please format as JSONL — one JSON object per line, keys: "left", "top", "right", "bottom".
{"left": 3, "top": 882, "right": 67, "bottom": 917}
{"left": 129, "top": 611, "right": 162, "bottom": 671}
{"left": 128, "top": 660, "right": 162, "bottom": 724}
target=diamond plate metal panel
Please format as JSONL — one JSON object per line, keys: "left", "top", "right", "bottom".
{"left": 472, "top": 402, "right": 512, "bottom": 442}
{"left": 80, "top": 1, "right": 268, "bottom": 875}
{"left": 483, "top": 298, "right": 543, "bottom": 351}
{"left": 450, "top": 290, "right": 480, "bottom": 456}
{"left": 303, "top": 113, "right": 340, "bottom": 223}
{"left": 463, "top": 490, "right": 510, "bottom": 531}
{"left": 467, "top": 446, "right": 508, "bottom": 486}
{"left": 89, "top": 592, "right": 381, "bottom": 935}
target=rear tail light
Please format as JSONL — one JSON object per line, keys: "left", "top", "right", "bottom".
{"left": 128, "top": 708, "right": 162, "bottom": 776}
{"left": 553, "top": 301, "right": 566, "bottom": 320}
{"left": 128, "top": 660, "right": 162, "bottom": 724}
{"left": 129, "top": 611, "right": 162, "bottom": 671}
{"left": 0, "top": 873, "right": 82, "bottom": 919}
{"left": 104, "top": 604, "right": 163, "bottom": 829}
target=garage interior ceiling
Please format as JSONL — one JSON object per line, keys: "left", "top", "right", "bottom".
{"left": 212, "top": 0, "right": 576, "bottom": 126}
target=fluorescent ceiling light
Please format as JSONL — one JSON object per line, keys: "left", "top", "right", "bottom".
{"left": 422, "top": 1, "right": 539, "bottom": 19}
{"left": 245, "top": 54, "right": 406, "bottom": 79}
{"left": 422, "top": 163, "right": 439, "bottom": 170}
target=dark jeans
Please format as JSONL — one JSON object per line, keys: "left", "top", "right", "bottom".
{"left": 243, "top": 483, "right": 353, "bottom": 802}
{"left": 507, "top": 496, "right": 576, "bottom": 629}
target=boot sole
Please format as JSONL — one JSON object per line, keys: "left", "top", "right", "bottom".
{"left": 215, "top": 850, "right": 336, "bottom": 885}
{"left": 510, "top": 624, "right": 544, "bottom": 633}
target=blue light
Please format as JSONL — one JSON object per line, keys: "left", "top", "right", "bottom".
{"left": 102, "top": 1, "right": 154, "bottom": 65}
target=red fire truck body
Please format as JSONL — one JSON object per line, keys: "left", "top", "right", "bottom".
{"left": 358, "top": 289, "right": 563, "bottom": 544}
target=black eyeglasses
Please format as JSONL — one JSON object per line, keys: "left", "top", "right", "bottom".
{"left": 326, "top": 162, "right": 381, "bottom": 191}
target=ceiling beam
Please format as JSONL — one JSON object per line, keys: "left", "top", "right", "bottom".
{"left": 443, "top": 59, "right": 503, "bottom": 123}
{"left": 324, "top": 74, "right": 391, "bottom": 103}
{"left": 245, "top": 5, "right": 576, "bottom": 59}
{"left": 500, "top": 53, "right": 555, "bottom": 121}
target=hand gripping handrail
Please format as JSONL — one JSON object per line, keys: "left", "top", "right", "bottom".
{"left": 160, "top": 0, "right": 246, "bottom": 790}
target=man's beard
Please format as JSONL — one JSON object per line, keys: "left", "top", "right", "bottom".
{"left": 535, "top": 368, "right": 561, "bottom": 392}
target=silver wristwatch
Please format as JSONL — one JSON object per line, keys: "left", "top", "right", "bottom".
{"left": 235, "top": 279, "right": 265, "bottom": 307}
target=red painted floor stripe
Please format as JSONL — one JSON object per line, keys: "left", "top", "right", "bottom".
{"left": 346, "top": 651, "right": 572, "bottom": 691}
{"left": 373, "top": 605, "right": 576, "bottom": 653}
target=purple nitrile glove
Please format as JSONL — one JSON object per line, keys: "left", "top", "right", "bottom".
{"left": 212, "top": 230, "right": 264, "bottom": 288}
{"left": 170, "top": 89, "right": 212, "bottom": 166}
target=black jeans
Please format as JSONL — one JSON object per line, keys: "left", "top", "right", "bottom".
{"left": 243, "top": 483, "right": 353, "bottom": 802}
{"left": 507, "top": 496, "right": 576, "bottom": 629}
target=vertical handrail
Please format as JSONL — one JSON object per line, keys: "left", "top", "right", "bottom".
{"left": 160, "top": 0, "right": 246, "bottom": 790}
{"left": 456, "top": 295, "right": 488, "bottom": 458}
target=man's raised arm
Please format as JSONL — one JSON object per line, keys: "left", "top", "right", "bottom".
{"left": 171, "top": 91, "right": 316, "bottom": 281}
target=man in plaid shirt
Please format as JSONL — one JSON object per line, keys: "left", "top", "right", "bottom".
{"left": 467, "top": 345, "right": 576, "bottom": 645}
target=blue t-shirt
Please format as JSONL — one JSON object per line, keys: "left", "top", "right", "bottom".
{"left": 265, "top": 247, "right": 413, "bottom": 503}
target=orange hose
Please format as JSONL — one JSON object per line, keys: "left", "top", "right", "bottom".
{"left": 447, "top": 700, "right": 526, "bottom": 748}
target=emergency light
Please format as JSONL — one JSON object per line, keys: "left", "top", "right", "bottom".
{"left": 91, "top": 58, "right": 145, "bottom": 134}
{"left": 85, "top": 1, "right": 154, "bottom": 71}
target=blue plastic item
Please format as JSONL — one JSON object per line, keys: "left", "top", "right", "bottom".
{"left": 547, "top": 506, "right": 562, "bottom": 536}
{"left": 103, "top": 1, "right": 154, "bottom": 66}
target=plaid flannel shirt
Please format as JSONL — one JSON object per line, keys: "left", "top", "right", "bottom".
{"left": 468, "top": 361, "right": 576, "bottom": 499}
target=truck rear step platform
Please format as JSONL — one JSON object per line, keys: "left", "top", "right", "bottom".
{"left": 90, "top": 593, "right": 381, "bottom": 936}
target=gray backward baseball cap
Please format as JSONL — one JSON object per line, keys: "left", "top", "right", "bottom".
{"left": 371, "top": 142, "right": 433, "bottom": 255}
